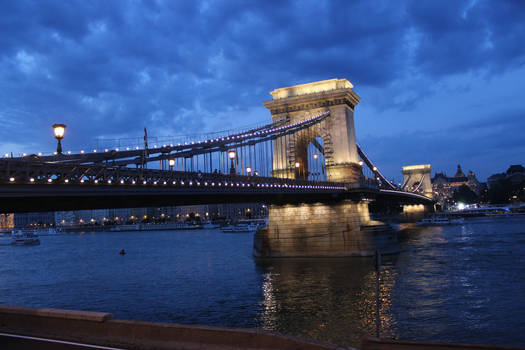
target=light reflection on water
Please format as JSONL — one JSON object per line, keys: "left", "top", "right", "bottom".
{"left": 255, "top": 257, "right": 397, "bottom": 345}
{"left": 0, "top": 216, "right": 524, "bottom": 348}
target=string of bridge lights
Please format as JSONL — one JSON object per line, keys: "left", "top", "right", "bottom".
{"left": 7, "top": 173, "right": 346, "bottom": 191}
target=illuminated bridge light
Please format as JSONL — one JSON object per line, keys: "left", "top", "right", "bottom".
{"left": 136, "top": 146, "right": 140, "bottom": 150}
{"left": 64, "top": 179, "right": 69, "bottom": 183}
{"left": 115, "top": 148, "right": 119, "bottom": 152}
{"left": 107, "top": 180, "right": 112, "bottom": 184}
{"left": 163, "top": 181, "right": 167, "bottom": 185}
{"left": 189, "top": 181, "right": 193, "bottom": 186}
{"left": 172, "top": 181, "right": 176, "bottom": 185}
{"left": 120, "top": 180, "right": 124, "bottom": 184}
{"left": 181, "top": 181, "right": 185, "bottom": 185}
{"left": 53, "top": 152, "right": 57, "bottom": 155}
{"left": 217, "top": 182, "right": 221, "bottom": 186}
{"left": 47, "top": 179, "right": 52, "bottom": 183}
{"left": 80, "top": 179, "right": 85, "bottom": 183}
{"left": 143, "top": 180, "right": 147, "bottom": 185}
{"left": 153, "top": 181, "right": 157, "bottom": 185}
{"left": 104, "top": 149, "right": 108, "bottom": 152}
{"left": 29, "top": 178, "right": 34, "bottom": 182}
{"left": 211, "top": 182, "right": 215, "bottom": 186}
{"left": 94, "top": 180, "right": 98, "bottom": 184}
{"left": 132, "top": 180, "right": 136, "bottom": 184}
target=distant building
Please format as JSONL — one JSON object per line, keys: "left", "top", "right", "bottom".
{"left": 432, "top": 164, "right": 482, "bottom": 207}
{"left": 13, "top": 212, "right": 55, "bottom": 228}
{"left": 0, "top": 213, "right": 14, "bottom": 230}
{"left": 488, "top": 164, "right": 525, "bottom": 188}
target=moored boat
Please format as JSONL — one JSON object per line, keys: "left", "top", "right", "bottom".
{"left": 416, "top": 216, "right": 464, "bottom": 226}
{"left": 10, "top": 230, "right": 40, "bottom": 245}
{"left": 221, "top": 223, "right": 259, "bottom": 233}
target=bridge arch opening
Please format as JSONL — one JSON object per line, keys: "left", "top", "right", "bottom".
{"left": 293, "top": 135, "right": 327, "bottom": 181}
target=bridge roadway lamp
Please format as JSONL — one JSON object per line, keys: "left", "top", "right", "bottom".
{"left": 228, "top": 150, "right": 236, "bottom": 175}
{"left": 246, "top": 167, "right": 252, "bottom": 175}
{"left": 52, "top": 123, "right": 66, "bottom": 155}
{"left": 169, "top": 159, "right": 175, "bottom": 171}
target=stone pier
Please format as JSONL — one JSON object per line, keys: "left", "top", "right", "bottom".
{"left": 254, "top": 200, "right": 399, "bottom": 258}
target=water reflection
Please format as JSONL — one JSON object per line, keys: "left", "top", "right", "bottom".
{"left": 255, "top": 257, "right": 398, "bottom": 347}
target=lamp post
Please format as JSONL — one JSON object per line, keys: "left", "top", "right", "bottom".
{"left": 313, "top": 154, "right": 319, "bottom": 180}
{"left": 228, "top": 150, "right": 236, "bottom": 175}
{"left": 169, "top": 159, "right": 175, "bottom": 172}
{"left": 246, "top": 167, "right": 252, "bottom": 176}
{"left": 53, "top": 124, "right": 66, "bottom": 155}
{"left": 295, "top": 161, "right": 301, "bottom": 179}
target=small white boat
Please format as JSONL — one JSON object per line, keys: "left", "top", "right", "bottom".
{"left": 10, "top": 230, "right": 40, "bottom": 245}
{"left": 417, "top": 216, "right": 464, "bottom": 226}
{"left": 221, "top": 223, "right": 259, "bottom": 233}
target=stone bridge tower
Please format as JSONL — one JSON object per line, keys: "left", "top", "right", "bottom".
{"left": 402, "top": 164, "right": 433, "bottom": 199}
{"left": 254, "top": 79, "right": 400, "bottom": 258}
{"left": 263, "top": 78, "right": 362, "bottom": 183}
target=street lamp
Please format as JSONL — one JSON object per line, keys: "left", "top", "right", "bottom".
{"left": 295, "top": 161, "right": 301, "bottom": 179}
{"left": 169, "top": 159, "right": 175, "bottom": 171}
{"left": 246, "top": 167, "right": 252, "bottom": 175}
{"left": 228, "top": 150, "right": 236, "bottom": 175}
{"left": 53, "top": 124, "right": 66, "bottom": 155}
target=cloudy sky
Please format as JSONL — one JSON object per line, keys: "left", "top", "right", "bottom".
{"left": 1, "top": 0, "right": 524, "bottom": 181}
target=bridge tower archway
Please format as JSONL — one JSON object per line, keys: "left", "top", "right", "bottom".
{"left": 292, "top": 135, "right": 327, "bottom": 181}
{"left": 263, "top": 78, "right": 362, "bottom": 183}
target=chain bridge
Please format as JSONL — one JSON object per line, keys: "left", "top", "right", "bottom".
{"left": 0, "top": 78, "right": 433, "bottom": 257}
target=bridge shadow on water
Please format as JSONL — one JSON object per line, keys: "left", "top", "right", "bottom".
{"left": 253, "top": 255, "right": 400, "bottom": 347}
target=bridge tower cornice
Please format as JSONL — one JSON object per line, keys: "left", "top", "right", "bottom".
{"left": 263, "top": 89, "right": 360, "bottom": 115}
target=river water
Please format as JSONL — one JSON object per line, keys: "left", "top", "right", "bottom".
{"left": 1, "top": 216, "right": 524, "bottom": 348}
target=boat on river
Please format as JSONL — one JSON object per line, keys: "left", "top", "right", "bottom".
{"left": 10, "top": 230, "right": 40, "bottom": 246}
{"left": 221, "top": 223, "right": 259, "bottom": 233}
{"left": 416, "top": 216, "right": 464, "bottom": 226}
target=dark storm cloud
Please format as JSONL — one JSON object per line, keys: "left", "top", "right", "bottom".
{"left": 0, "top": 0, "right": 524, "bottom": 157}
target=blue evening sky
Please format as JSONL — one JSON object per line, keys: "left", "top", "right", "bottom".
{"left": 1, "top": 0, "right": 524, "bottom": 181}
